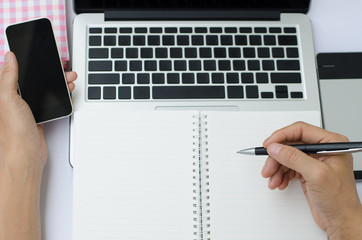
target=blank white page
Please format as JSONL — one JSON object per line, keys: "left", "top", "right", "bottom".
{"left": 204, "top": 111, "right": 326, "bottom": 240}
{"left": 73, "top": 110, "right": 197, "bottom": 240}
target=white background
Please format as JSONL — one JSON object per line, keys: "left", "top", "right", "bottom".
{"left": 39, "top": 0, "right": 362, "bottom": 239}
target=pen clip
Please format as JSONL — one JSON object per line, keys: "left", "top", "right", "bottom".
{"left": 316, "top": 148, "right": 362, "bottom": 155}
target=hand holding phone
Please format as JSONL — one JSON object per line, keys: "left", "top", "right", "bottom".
{"left": 6, "top": 18, "right": 73, "bottom": 124}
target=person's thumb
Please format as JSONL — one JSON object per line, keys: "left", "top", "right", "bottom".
{"left": 0, "top": 51, "right": 19, "bottom": 94}
{"left": 267, "top": 143, "right": 322, "bottom": 180}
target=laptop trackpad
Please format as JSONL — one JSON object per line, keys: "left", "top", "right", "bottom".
{"left": 155, "top": 106, "right": 239, "bottom": 111}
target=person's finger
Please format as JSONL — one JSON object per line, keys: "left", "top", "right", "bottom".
{"left": 262, "top": 156, "right": 280, "bottom": 178}
{"left": 267, "top": 143, "right": 323, "bottom": 181}
{"left": 263, "top": 122, "right": 348, "bottom": 148}
{"left": 268, "top": 165, "right": 288, "bottom": 189}
{"left": 0, "top": 52, "right": 19, "bottom": 94}
{"left": 65, "top": 71, "right": 77, "bottom": 83}
{"left": 67, "top": 82, "right": 75, "bottom": 93}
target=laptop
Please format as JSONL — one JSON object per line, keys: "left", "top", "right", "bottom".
{"left": 70, "top": 0, "right": 321, "bottom": 166}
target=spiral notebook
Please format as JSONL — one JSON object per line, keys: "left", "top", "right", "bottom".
{"left": 72, "top": 110, "right": 326, "bottom": 240}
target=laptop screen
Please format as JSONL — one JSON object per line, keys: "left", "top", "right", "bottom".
{"left": 75, "top": 0, "right": 311, "bottom": 14}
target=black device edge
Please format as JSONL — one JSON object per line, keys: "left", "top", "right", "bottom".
{"left": 317, "top": 52, "right": 362, "bottom": 180}
{"left": 104, "top": 10, "right": 280, "bottom": 21}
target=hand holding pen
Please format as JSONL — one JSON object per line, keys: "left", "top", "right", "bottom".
{"left": 256, "top": 121, "right": 362, "bottom": 239}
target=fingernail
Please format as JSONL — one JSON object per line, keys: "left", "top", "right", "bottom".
{"left": 4, "top": 52, "right": 12, "bottom": 62}
{"left": 268, "top": 143, "right": 283, "bottom": 156}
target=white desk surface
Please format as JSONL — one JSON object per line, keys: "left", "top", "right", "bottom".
{"left": 40, "top": 0, "right": 362, "bottom": 239}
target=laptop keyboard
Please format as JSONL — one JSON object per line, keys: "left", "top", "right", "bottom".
{"left": 86, "top": 25, "right": 304, "bottom": 100}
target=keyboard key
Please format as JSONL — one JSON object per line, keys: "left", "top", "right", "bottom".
{"left": 233, "top": 60, "right": 246, "bottom": 70}
{"left": 118, "top": 36, "right": 131, "bottom": 45}
{"left": 243, "top": 48, "right": 256, "bottom": 58}
{"left": 272, "top": 48, "right": 284, "bottom": 58}
{"left": 197, "top": 73, "right": 209, "bottom": 84}
{"left": 119, "top": 28, "right": 132, "bottom": 33}
{"left": 254, "top": 27, "right": 267, "bottom": 33}
{"left": 167, "top": 73, "right": 180, "bottom": 84}
{"left": 152, "top": 73, "right": 165, "bottom": 84}
{"left": 276, "top": 85, "right": 288, "bottom": 98}
{"left": 278, "top": 35, "right": 298, "bottom": 45}
{"left": 185, "top": 48, "right": 197, "bottom": 58}
{"left": 152, "top": 86, "right": 225, "bottom": 99}
{"left": 159, "top": 60, "right": 172, "bottom": 71}
{"left": 284, "top": 27, "right": 296, "bottom": 33}
{"left": 189, "top": 60, "right": 202, "bottom": 71}
{"left": 182, "top": 73, "right": 195, "bottom": 84}
{"left": 145, "top": 60, "right": 157, "bottom": 71}
{"left": 89, "top": 61, "right": 112, "bottom": 71}
{"left": 134, "top": 87, "right": 150, "bottom": 99}
{"left": 291, "top": 92, "right": 304, "bottom": 98}
{"left": 137, "top": 73, "right": 150, "bottom": 84}
{"left": 130, "top": 60, "right": 142, "bottom": 71}
{"left": 174, "top": 60, "right": 187, "bottom": 71}
{"left": 105, "top": 28, "right": 117, "bottom": 33}
{"left": 210, "top": 27, "right": 222, "bottom": 33}
{"left": 148, "top": 35, "right": 160, "bottom": 45}
{"left": 122, "top": 73, "right": 135, "bottom": 84}
{"left": 192, "top": 35, "right": 204, "bottom": 45}
{"left": 118, "top": 87, "right": 131, "bottom": 99}
{"left": 115, "top": 61, "right": 127, "bottom": 71}
{"left": 163, "top": 35, "right": 175, "bottom": 45}
{"left": 150, "top": 27, "right": 162, "bottom": 33}
{"left": 204, "top": 60, "right": 216, "bottom": 71}
{"left": 180, "top": 27, "right": 192, "bottom": 33}
{"left": 177, "top": 35, "right": 189, "bottom": 45}
{"left": 261, "top": 92, "right": 274, "bottom": 98}
{"left": 226, "top": 73, "right": 239, "bottom": 83}
{"left": 156, "top": 48, "right": 168, "bottom": 58}
{"left": 256, "top": 73, "right": 269, "bottom": 83}
{"left": 89, "top": 28, "right": 102, "bottom": 34}
{"left": 225, "top": 27, "right": 237, "bottom": 33}
{"left": 135, "top": 27, "right": 147, "bottom": 33}
{"left": 235, "top": 35, "right": 247, "bottom": 45}
{"left": 241, "top": 73, "right": 254, "bottom": 83}
{"left": 195, "top": 27, "right": 207, "bottom": 33}
{"left": 257, "top": 48, "right": 270, "bottom": 58}
{"left": 286, "top": 48, "right": 299, "bottom": 58}
{"left": 126, "top": 48, "right": 138, "bottom": 58}
{"left": 249, "top": 35, "right": 262, "bottom": 45}
{"left": 277, "top": 60, "right": 300, "bottom": 70}
{"left": 229, "top": 48, "right": 241, "bottom": 58}
{"left": 89, "top": 48, "right": 108, "bottom": 59}
{"left": 212, "top": 73, "right": 224, "bottom": 83}
{"left": 262, "top": 60, "right": 275, "bottom": 70}
{"left": 111, "top": 48, "right": 123, "bottom": 58}
{"left": 200, "top": 48, "right": 212, "bottom": 58}
{"left": 269, "top": 27, "right": 281, "bottom": 33}
{"left": 141, "top": 48, "right": 153, "bottom": 58}
{"left": 246, "top": 86, "right": 259, "bottom": 98}
{"left": 221, "top": 36, "right": 233, "bottom": 45}
{"left": 88, "top": 87, "right": 101, "bottom": 99}
{"left": 271, "top": 73, "right": 302, "bottom": 83}
{"left": 219, "top": 60, "right": 231, "bottom": 70}
{"left": 165, "top": 27, "right": 177, "bottom": 33}
{"left": 239, "top": 27, "right": 252, "bottom": 33}
{"left": 89, "top": 36, "right": 101, "bottom": 46}
{"left": 248, "top": 60, "right": 260, "bottom": 70}
{"left": 214, "top": 48, "right": 226, "bottom": 58}
{"left": 104, "top": 36, "right": 116, "bottom": 46}
{"left": 103, "top": 86, "right": 116, "bottom": 99}
{"left": 264, "top": 35, "right": 276, "bottom": 45}
{"left": 227, "top": 86, "right": 244, "bottom": 98}
{"left": 206, "top": 35, "right": 218, "bottom": 45}
{"left": 88, "top": 73, "right": 120, "bottom": 84}
{"left": 133, "top": 35, "right": 146, "bottom": 46}
{"left": 170, "top": 48, "right": 183, "bottom": 58}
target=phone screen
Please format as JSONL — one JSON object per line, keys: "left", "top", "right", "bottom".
{"left": 6, "top": 18, "right": 72, "bottom": 123}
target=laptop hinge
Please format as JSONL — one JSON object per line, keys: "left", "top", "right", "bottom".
{"left": 104, "top": 10, "right": 280, "bottom": 21}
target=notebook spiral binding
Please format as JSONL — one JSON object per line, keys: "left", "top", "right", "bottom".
{"left": 192, "top": 115, "right": 202, "bottom": 240}
{"left": 201, "top": 114, "right": 211, "bottom": 240}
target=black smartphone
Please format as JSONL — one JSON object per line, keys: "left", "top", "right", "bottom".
{"left": 6, "top": 18, "right": 72, "bottom": 124}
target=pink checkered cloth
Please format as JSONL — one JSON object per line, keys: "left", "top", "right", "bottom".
{"left": 0, "top": 0, "right": 69, "bottom": 66}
